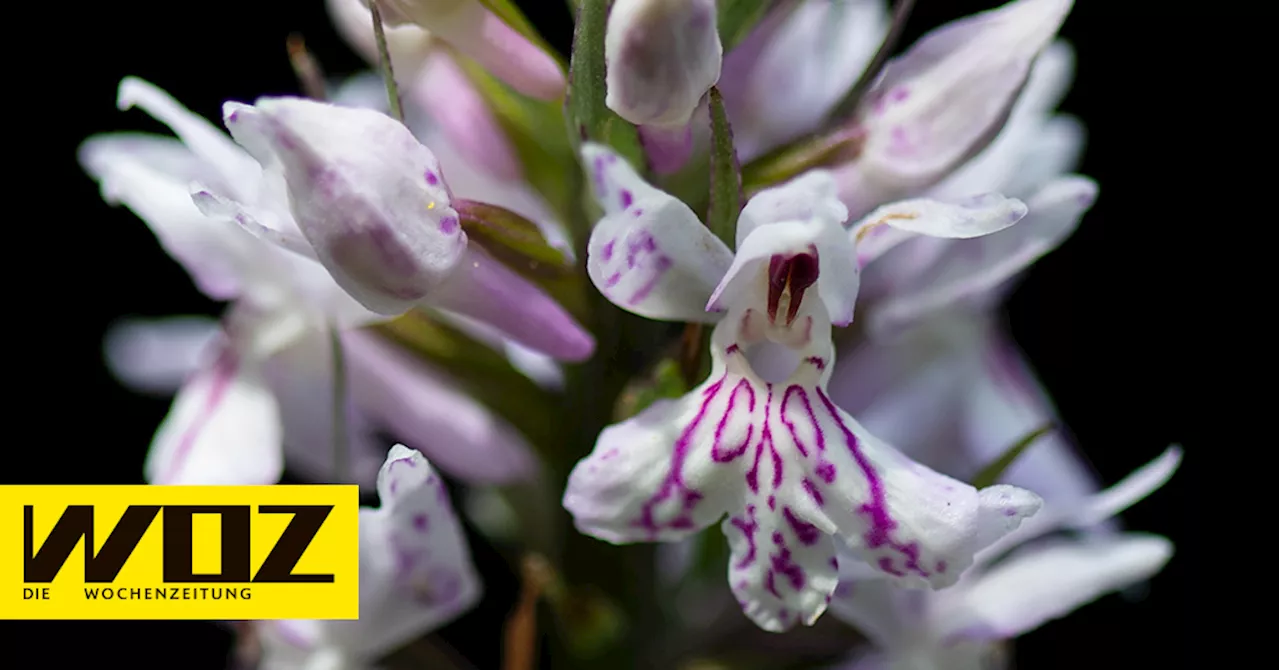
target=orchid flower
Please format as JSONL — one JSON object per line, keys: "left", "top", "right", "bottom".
{"left": 604, "top": 0, "right": 722, "bottom": 173}
{"left": 81, "top": 78, "right": 537, "bottom": 487}
{"left": 828, "top": 447, "right": 1182, "bottom": 670}
{"left": 256, "top": 445, "right": 481, "bottom": 669}
{"left": 718, "top": 0, "right": 888, "bottom": 162}
{"left": 563, "top": 143, "right": 1046, "bottom": 632}
{"left": 831, "top": 0, "right": 1074, "bottom": 218}
{"left": 202, "top": 92, "right": 593, "bottom": 362}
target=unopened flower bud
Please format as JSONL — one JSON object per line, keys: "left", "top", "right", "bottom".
{"left": 605, "top": 0, "right": 722, "bottom": 129}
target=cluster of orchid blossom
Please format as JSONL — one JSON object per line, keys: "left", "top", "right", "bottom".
{"left": 80, "top": 0, "right": 1180, "bottom": 668}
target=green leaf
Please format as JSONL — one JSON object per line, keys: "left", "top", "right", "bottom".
{"left": 740, "top": 128, "right": 864, "bottom": 195}
{"left": 565, "top": 0, "right": 644, "bottom": 168}
{"left": 970, "top": 423, "right": 1056, "bottom": 489}
{"left": 554, "top": 585, "right": 627, "bottom": 659}
{"left": 475, "top": 0, "right": 567, "bottom": 70}
{"left": 705, "top": 87, "right": 742, "bottom": 249}
{"left": 454, "top": 53, "right": 578, "bottom": 223}
{"left": 717, "top": 0, "right": 775, "bottom": 51}
{"left": 372, "top": 311, "right": 564, "bottom": 459}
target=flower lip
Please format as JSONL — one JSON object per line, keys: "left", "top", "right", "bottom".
{"left": 766, "top": 248, "right": 820, "bottom": 328}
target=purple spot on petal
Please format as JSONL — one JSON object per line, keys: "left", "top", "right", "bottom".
{"left": 438, "top": 216, "right": 459, "bottom": 233}
{"left": 412, "top": 513, "right": 429, "bottom": 533}
{"left": 601, "top": 239, "right": 615, "bottom": 261}
{"left": 424, "top": 169, "right": 439, "bottom": 185}
{"left": 620, "top": 189, "right": 633, "bottom": 209}
{"left": 783, "top": 507, "right": 821, "bottom": 546}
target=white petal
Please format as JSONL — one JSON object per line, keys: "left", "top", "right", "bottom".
{"left": 724, "top": 501, "right": 840, "bottom": 632}
{"left": 316, "top": 445, "right": 481, "bottom": 657}
{"left": 144, "top": 340, "right": 283, "bottom": 485}
{"left": 977, "top": 446, "right": 1182, "bottom": 565}
{"left": 77, "top": 134, "right": 261, "bottom": 300}
{"left": 115, "top": 77, "right": 261, "bottom": 200}
{"left": 864, "top": 176, "right": 1095, "bottom": 336}
{"left": 709, "top": 171, "right": 855, "bottom": 324}
{"left": 726, "top": 0, "right": 888, "bottom": 161}
{"left": 935, "top": 534, "right": 1173, "bottom": 642}
{"left": 582, "top": 143, "right": 733, "bottom": 322}
{"left": 223, "top": 98, "right": 467, "bottom": 315}
{"left": 605, "top": 0, "right": 722, "bottom": 128}
{"left": 850, "top": 193, "right": 1028, "bottom": 270}
{"left": 562, "top": 376, "right": 755, "bottom": 543}
{"left": 103, "top": 316, "right": 220, "bottom": 395}
{"left": 766, "top": 380, "right": 1042, "bottom": 589}
{"left": 324, "top": 0, "right": 434, "bottom": 78}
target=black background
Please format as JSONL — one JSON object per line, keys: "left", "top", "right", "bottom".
{"left": 7, "top": 0, "right": 1223, "bottom": 667}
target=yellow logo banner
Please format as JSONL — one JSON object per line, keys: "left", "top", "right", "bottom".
{"left": 0, "top": 485, "right": 359, "bottom": 620}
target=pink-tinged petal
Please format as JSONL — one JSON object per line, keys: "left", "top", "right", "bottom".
{"left": 605, "top": 0, "right": 722, "bottom": 128}
{"left": 103, "top": 316, "right": 220, "bottom": 395}
{"left": 222, "top": 98, "right": 467, "bottom": 316}
{"left": 409, "top": 49, "right": 522, "bottom": 182}
{"left": 325, "top": 0, "right": 434, "bottom": 78}
{"left": 343, "top": 329, "right": 540, "bottom": 483}
{"left": 862, "top": 177, "right": 1094, "bottom": 335}
{"left": 144, "top": 339, "right": 283, "bottom": 485}
{"left": 850, "top": 193, "right": 1028, "bottom": 270}
{"left": 301, "top": 446, "right": 482, "bottom": 659}
{"left": 581, "top": 143, "right": 733, "bottom": 322}
{"left": 931, "top": 41, "right": 1084, "bottom": 200}
{"left": 936, "top": 534, "right": 1173, "bottom": 643}
{"left": 261, "top": 332, "right": 389, "bottom": 490}
{"left": 77, "top": 135, "right": 260, "bottom": 301}
{"left": 638, "top": 121, "right": 696, "bottom": 175}
{"left": 723, "top": 0, "right": 888, "bottom": 161}
{"left": 378, "top": 0, "right": 565, "bottom": 100}
{"left": 115, "top": 77, "right": 261, "bottom": 200}
{"left": 838, "top": 0, "right": 1073, "bottom": 213}
{"left": 432, "top": 247, "right": 595, "bottom": 361}
{"left": 716, "top": 170, "right": 855, "bottom": 325}
{"left": 563, "top": 373, "right": 759, "bottom": 543}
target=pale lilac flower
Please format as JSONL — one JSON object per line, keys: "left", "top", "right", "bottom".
{"left": 374, "top": 0, "right": 565, "bottom": 100}
{"left": 605, "top": 0, "right": 722, "bottom": 173}
{"left": 828, "top": 448, "right": 1181, "bottom": 670}
{"left": 256, "top": 445, "right": 481, "bottom": 669}
{"left": 207, "top": 94, "right": 593, "bottom": 361}
{"left": 563, "top": 143, "right": 1043, "bottom": 632}
{"left": 831, "top": 0, "right": 1074, "bottom": 217}
{"left": 81, "top": 78, "right": 537, "bottom": 486}
{"left": 719, "top": 0, "right": 888, "bottom": 162}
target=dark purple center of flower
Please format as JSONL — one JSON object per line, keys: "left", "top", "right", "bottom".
{"left": 767, "top": 252, "right": 819, "bottom": 326}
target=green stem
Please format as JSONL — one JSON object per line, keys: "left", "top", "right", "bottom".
{"left": 330, "top": 326, "right": 349, "bottom": 483}
{"left": 368, "top": 0, "right": 404, "bottom": 121}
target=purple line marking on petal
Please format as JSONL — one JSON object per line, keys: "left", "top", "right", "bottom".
{"left": 601, "top": 239, "right": 615, "bottom": 261}
{"left": 633, "top": 374, "right": 728, "bottom": 536}
{"left": 712, "top": 379, "right": 757, "bottom": 462}
{"left": 805, "top": 356, "right": 826, "bottom": 370}
{"left": 815, "top": 388, "right": 930, "bottom": 580}
{"left": 783, "top": 507, "right": 821, "bottom": 546}
{"left": 620, "top": 189, "right": 633, "bottom": 209}
{"left": 801, "top": 478, "right": 825, "bottom": 507}
{"left": 730, "top": 504, "right": 759, "bottom": 569}
{"left": 726, "top": 343, "right": 740, "bottom": 355}
{"left": 604, "top": 271, "right": 622, "bottom": 288}
{"left": 592, "top": 155, "right": 607, "bottom": 194}
{"left": 161, "top": 346, "right": 239, "bottom": 484}
{"left": 768, "top": 531, "right": 807, "bottom": 593}
{"left": 767, "top": 494, "right": 776, "bottom": 511}
{"left": 745, "top": 385, "right": 774, "bottom": 494}
{"left": 628, "top": 255, "right": 672, "bottom": 305}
